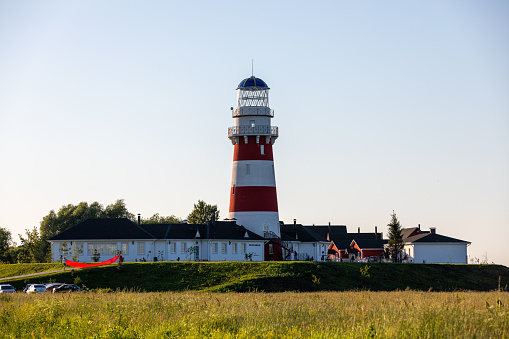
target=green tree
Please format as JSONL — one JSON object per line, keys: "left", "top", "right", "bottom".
{"left": 386, "top": 211, "right": 404, "bottom": 263}
{"left": 0, "top": 227, "right": 15, "bottom": 263}
{"left": 141, "top": 213, "right": 182, "bottom": 224}
{"left": 18, "top": 227, "right": 44, "bottom": 263}
{"left": 187, "top": 200, "right": 219, "bottom": 224}
{"left": 104, "top": 199, "right": 135, "bottom": 219}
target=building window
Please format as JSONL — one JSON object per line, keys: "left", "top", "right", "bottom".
{"left": 269, "top": 244, "right": 274, "bottom": 255}
{"left": 221, "top": 243, "right": 227, "bottom": 254}
{"left": 232, "top": 243, "right": 237, "bottom": 254}
{"left": 121, "top": 243, "right": 128, "bottom": 255}
{"left": 241, "top": 243, "right": 246, "bottom": 254}
{"left": 260, "top": 145, "right": 265, "bottom": 155}
{"left": 87, "top": 243, "right": 117, "bottom": 256}
{"left": 170, "top": 243, "right": 176, "bottom": 253}
{"left": 246, "top": 164, "right": 250, "bottom": 174}
{"left": 212, "top": 243, "right": 218, "bottom": 254}
{"left": 181, "top": 242, "right": 187, "bottom": 253}
{"left": 232, "top": 185, "right": 235, "bottom": 195}
{"left": 138, "top": 242, "right": 145, "bottom": 254}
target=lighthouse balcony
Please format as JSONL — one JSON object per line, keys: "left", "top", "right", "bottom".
{"left": 228, "top": 125, "right": 278, "bottom": 138}
{"left": 232, "top": 107, "right": 274, "bottom": 118}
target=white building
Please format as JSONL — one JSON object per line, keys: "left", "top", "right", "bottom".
{"left": 48, "top": 218, "right": 266, "bottom": 263}
{"left": 401, "top": 227, "right": 470, "bottom": 264}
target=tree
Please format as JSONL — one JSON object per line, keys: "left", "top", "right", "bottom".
{"left": 18, "top": 226, "right": 44, "bottom": 263}
{"left": 0, "top": 227, "right": 15, "bottom": 263}
{"left": 187, "top": 200, "right": 219, "bottom": 224}
{"left": 141, "top": 213, "right": 182, "bottom": 224}
{"left": 104, "top": 199, "right": 135, "bottom": 219}
{"left": 386, "top": 211, "right": 404, "bottom": 263}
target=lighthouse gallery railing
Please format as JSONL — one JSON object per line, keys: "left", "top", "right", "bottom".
{"left": 228, "top": 125, "right": 278, "bottom": 138}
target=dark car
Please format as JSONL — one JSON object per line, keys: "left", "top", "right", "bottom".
{"left": 45, "top": 283, "right": 63, "bottom": 293}
{"left": 52, "top": 284, "right": 85, "bottom": 293}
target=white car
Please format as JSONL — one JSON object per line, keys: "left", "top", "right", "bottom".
{"left": 26, "top": 284, "right": 47, "bottom": 293}
{"left": 0, "top": 284, "right": 16, "bottom": 293}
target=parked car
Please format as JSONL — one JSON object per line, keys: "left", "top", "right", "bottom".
{"left": 44, "top": 283, "right": 63, "bottom": 293}
{"left": 52, "top": 284, "right": 85, "bottom": 293}
{"left": 26, "top": 284, "right": 47, "bottom": 293}
{"left": 0, "top": 284, "right": 16, "bottom": 293}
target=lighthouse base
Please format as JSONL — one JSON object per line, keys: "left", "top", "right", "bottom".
{"left": 228, "top": 211, "right": 280, "bottom": 238}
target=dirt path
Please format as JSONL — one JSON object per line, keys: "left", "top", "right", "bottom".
{"left": 0, "top": 267, "right": 80, "bottom": 282}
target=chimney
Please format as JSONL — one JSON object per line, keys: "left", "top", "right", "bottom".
{"left": 137, "top": 214, "right": 141, "bottom": 225}
{"left": 293, "top": 219, "right": 296, "bottom": 231}
{"left": 430, "top": 227, "right": 436, "bottom": 234}
{"left": 375, "top": 226, "right": 378, "bottom": 239}
{"left": 358, "top": 227, "right": 360, "bottom": 233}
{"left": 418, "top": 223, "right": 421, "bottom": 231}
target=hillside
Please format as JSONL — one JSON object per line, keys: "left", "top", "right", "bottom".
{"left": 3, "top": 262, "right": 509, "bottom": 292}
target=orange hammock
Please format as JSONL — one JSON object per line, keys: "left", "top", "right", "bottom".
{"left": 65, "top": 254, "right": 121, "bottom": 268}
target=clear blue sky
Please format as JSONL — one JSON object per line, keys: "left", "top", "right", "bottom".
{"left": 1, "top": 1, "right": 508, "bottom": 265}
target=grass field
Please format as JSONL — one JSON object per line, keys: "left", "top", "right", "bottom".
{"left": 3, "top": 262, "right": 509, "bottom": 293}
{"left": 0, "top": 263, "right": 62, "bottom": 279}
{"left": 0, "top": 291, "right": 507, "bottom": 338}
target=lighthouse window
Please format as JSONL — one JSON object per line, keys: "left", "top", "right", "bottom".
{"left": 250, "top": 120, "right": 255, "bottom": 128}
{"left": 246, "top": 164, "right": 250, "bottom": 174}
{"left": 260, "top": 145, "right": 265, "bottom": 155}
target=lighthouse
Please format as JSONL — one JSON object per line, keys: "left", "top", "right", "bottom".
{"left": 228, "top": 76, "right": 280, "bottom": 240}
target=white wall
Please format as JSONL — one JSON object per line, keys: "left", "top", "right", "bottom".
{"left": 406, "top": 243, "right": 468, "bottom": 264}
{"left": 49, "top": 239, "right": 266, "bottom": 263}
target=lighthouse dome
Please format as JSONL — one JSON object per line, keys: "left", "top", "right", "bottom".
{"left": 237, "top": 76, "right": 269, "bottom": 89}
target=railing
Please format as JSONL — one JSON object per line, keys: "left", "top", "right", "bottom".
{"left": 228, "top": 125, "right": 278, "bottom": 138}
{"left": 232, "top": 107, "right": 274, "bottom": 117}
{"left": 264, "top": 231, "right": 280, "bottom": 239}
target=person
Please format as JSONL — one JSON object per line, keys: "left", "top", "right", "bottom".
{"left": 290, "top": 251, "right": 295, "bottom": 261}
{"left": 63, "top": 257, "right": 67, "bottom": 271}
{"left": 119, "top": 251, "right": 124, "bottom": 264}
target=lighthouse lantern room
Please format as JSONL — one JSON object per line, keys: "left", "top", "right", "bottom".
{"left": 228, "top": 76, "right": 281, "bottom": 241}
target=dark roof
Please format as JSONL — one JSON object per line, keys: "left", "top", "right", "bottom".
{"left": 303, "top": 225, "right": 347, "bottom": 238}
{"left": 280, "top": 224, "right": 328, "bottom": 242}
{"left": 401, "top": 227, "right": 421, "bottom": 240}
{"left": 329, "top": 232, "right": 382, "bottom": 242}
{"left": 49, "top": 218, "right": 155, "bottom": 241}
{"left": 237, "top": 76, "right": 269, "bottom": 89}
{"left": 351, "top": 239, "right": 387, "bottom": 249}
{"left": 49, "top": 219, "right": 265, "bottom": 242}
{"left": 404, "top": 232, "right": 469, "bottom": 244}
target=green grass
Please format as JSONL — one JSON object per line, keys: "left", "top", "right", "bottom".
{"left": 0, "top": 263, "right": 62, "bottom": 279}
{"left": 0, "top": 290, "right": 507, "bottom": 338}
{"left": 2, "top": 262, "right": 508, "bottom": 293}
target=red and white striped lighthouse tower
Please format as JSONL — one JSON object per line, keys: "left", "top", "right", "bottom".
{"left": 228, "top": 76, "right": 280, "bottom": 238}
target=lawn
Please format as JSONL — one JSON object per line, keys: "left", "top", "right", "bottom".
{"left": 0, "top": 263, "right": 62, "bottom": 279}
{"left": 0, "top": 291, "right": 507, "bottom": 338}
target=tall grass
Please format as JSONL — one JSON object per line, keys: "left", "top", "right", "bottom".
{"left": 0, "top": 291, "right": 507, "bottom": 338}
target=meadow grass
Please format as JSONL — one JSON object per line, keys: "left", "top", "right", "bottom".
{"left": 0, "top": 291, "right": 507, "bottom": 338}
{"left": 0, "top": 263, "right": 62, "bottom": 279}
